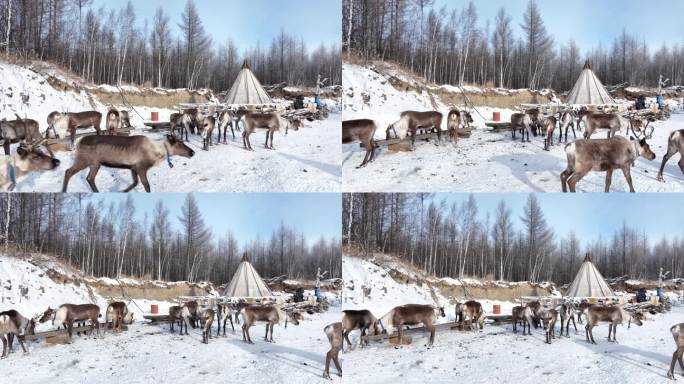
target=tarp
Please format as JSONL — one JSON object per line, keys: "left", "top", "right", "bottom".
{"left": 223, "top": 60, "right": 273, "bottom": 106}
{"left": 565, "top": 253, "right": 615, "bottom": 298}
{"left": 222, "top": 254, "right": 273, "bottom": 298}
{"left": 566, "top": 60, "right": 616, "bottom": 105}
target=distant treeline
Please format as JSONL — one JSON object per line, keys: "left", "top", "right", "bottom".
{"left": 343, "top": 0, "right": 684, "bottom": 90}
{"left": 0, "top": 193, "right": 341, "bottom": 283}
{"left": 343, "top": 193, "right": 684, "bottom": 284}
{"left": 0, "top": 0, "right": 341, "bottom": 89}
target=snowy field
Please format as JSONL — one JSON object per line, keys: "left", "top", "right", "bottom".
{"left": 342, "top": 254, "right": 684, "bottom": 384}
{"left": 0, "top": 61, "right": 341, "bottom": 192}
{"left": 342, "top": 63, "right": 684, "bottom": 192}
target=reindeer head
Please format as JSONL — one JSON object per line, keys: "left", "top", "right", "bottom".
{"left": 287, "top": 118, "right": 303, "bottom": 132}
{"left": 629, "top": 311, "right": 644, "bottom": 326}
{"left": 463, "top": 111, "right": 474, "bottom": 125}
{"left": 435, "top": 306, "right": 446, "bottom": 318}
{"left": 287, "top": 311, "right": 302, "bottom": 326}
{"left": 165, "top": 134, "right": 195, "bottom": 158}
{"left": 16, "top": 143, "right": 60, "bottom": 171}
{"left": 38, "top": 307, "right": 55, "bottom": 324}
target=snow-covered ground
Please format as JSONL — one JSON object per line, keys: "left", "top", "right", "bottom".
{"left": 0, "top": 254, "right": 342, "bottom": 383}
{"left": 342, "top": 63, "right": 684, "bottom": 192}
{"left": 0, "top": 61, "right": 341, "bottom": 192}
{"left": 342, "top": 254, "right": 684, "bottom": 384}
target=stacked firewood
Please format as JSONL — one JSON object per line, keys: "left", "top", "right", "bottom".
{"left": 625, "top": 299, "right": 672, "bottom": 314}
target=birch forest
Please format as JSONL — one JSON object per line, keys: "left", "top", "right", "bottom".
{"left": 343, "top": 0, "right": 684, "bottom": 90}
{"left": 343, "top": 193, "right": 684, "bottom": 285}
{"left": 0, "top": 193, "right": 342, "bottom": 283}
{"left": 0, "top": 0, "right": 341, "bottom": 89}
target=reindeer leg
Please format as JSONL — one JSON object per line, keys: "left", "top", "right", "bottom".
{"left": 676, "top": 348, "right": 684, "bottom": 375}
{"left": 332, "top": 347, "right": 342, "bottom": 377}
{"left": 343, "top": 330, "right": 353, "bottom": 352}
{"left": 427, "top": 324, "right": 435, "bottom": 348}
{"left": 604, "top": 169, "right": 613, "bottom": 193}
{"left": 571, "top": 123, "right": 576, "bottom": 139}
{"left": 668, "top": 349, "right": 681, "bottom": 379}
{"left": 264, "top": 323, "right": 270, "bottom": 341}
{"left": 571, "top": 315, "right": 577, "bottom": 334}
{"left": 621, "top": 167, "right": 636, "bottom": 193}
{"left": 138, "top": 169, "right": 152, "bottom": 193}
{"left": 83, "top": 164, "right": 101, "bottom": 192}
{"left": 1, "top": 335, "right": 7, "bottom": 358}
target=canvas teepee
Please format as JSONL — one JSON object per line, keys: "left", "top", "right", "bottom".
{"left": 565, "top": 253, "right": 615, "bottom": 298}
{"left": 223, "top": 253, "right": 273, "bottom": 298}
{"left": 566, "top": 60, "right": 616, "bottom": 105}
{"left": 223, "top": 60, "right": 273, "bottom": 106}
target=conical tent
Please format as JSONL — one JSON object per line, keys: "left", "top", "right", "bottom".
{"left": 223, "top": 60, "right": 273, "bottom": 106}
{"left": 566, "top": 60, "right": 616, "bottom": 105}
{"left": 223, "top": 254, "right": 273, "bottom": 298}
{"left": 565, "top": 253, "right": 615, "bottom": 298}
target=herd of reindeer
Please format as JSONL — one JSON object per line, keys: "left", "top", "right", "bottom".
{"left": 0, "top": 107, "right": 303, "bottom": 192}
{"left": 341, "top": 300, "right": 684, "bottom": 380}
{"left": 343, "top": 106, "right": 684, "bottom": 192}
{"left": 0, "top": 299, "right": 348, "bottom": 380}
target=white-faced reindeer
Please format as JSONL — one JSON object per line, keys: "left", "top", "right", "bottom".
{"left": 540, "top": 116, "right": 558, "bottom": 151}
{"left": 323, "top": 322, "right": 343, "bottom": 380}
{"left": 1, "top": 142, "right": 60, "bottom": 191}
{"left": 583, "top": 305, "right": 642, "bottom": 344}
{"left": 215, "top": 303, "right": 235, "bottom": 336}
{"left": 561, "top": 124, "right": 656, "bottom": 192}
{"left": 544, "top": 309, "right": 558, "bottom": 344}
{"left": 559, "top": 301, "right": 577, "bottom": 337}
{"left": 38, "top": 304, "right": 102, "bottom": 339}
{"left": 201, "top": 308, "right": 215, "bottom": 344}
{"left": 0, "top": 310, "right": 34, "bottom": 358}
{"left": 198, "top": 116, "right": 216, "bottom": 151}
{"left": 242, "top": 113, "right": 302, "bottom": 151}
{"left": 343, "top": 119, "right": 378, "bottom": 168}
{"left": 239, "top": 305, "right": 300, "bottom": 344}
{"left": 557, "top": 110, "right": 578, "bottom": 144}
{"left": 217, "top": 110, "right": 237, "bottom": 143}
{"left": 386, "top": 111, "right": 443, "bottom": 150}
{"left": 668, "top": 323, "right": 684, "bottom": 380}
{"left": 454, "top": 300, "right": 484, "bottom": 330}
{"left": 104, "top": 302, "right": 133, "bottom": 336}
{"left": 341, "top": 309, "right": 379, "bottom": 351}
{"left": 510, "top": 113, "right": 536, "bottom": 142}
{"left": 106, "top": 109, "right": 120, "bottom": 135}
{"left": 379, "top": 304, "right": 445, "bottom": 348}
{"left": 657, "top": 130, "right": 684, "bottom": 182}
{"left": 446, "top": 109, "right": 474, "bottom": 145}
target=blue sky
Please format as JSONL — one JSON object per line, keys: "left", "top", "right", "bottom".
{"left": 433, "top": 193, "right": 684, "bottom": 243}
{"left": 90, "top": 0, "right": 341, "bottom": 53}
{"left": 435, "top": 0, "right": 684, "bottom": 51}
{"left": 92, "top": 193, "right": 341, "bottom": 246}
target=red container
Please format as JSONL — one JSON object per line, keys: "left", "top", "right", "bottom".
{"left": 151, "top": 112, "right": 159, "bottom": 122}
{"left": 151, "top": 304, "right": 159, "bottom": 314}
{"left": 492, "top": 112, "right": 501, "bottom": 122}
{"left": 493, "top": 304, "right": 501, "bottom": 314}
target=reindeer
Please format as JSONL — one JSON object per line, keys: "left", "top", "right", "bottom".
{"left": 341, "top": 309, "right": 379, "bottom": 351}
{"left": 232, "top": 302, "right": 249, "bottom": 325}
{"left": 0, "top": 116, "right": 43, "bottom": 155}
{"left": 198, "top": 116, "right": 216, "bottom": 151}
{"left": 559, "top": 302, "right": 577, "bottom": 337}
{"left": 379, "top": 304, "right": 445, "bottom": 348}
{"left": 119, "top": 111, "right": 132, "bottom": 129}
{"left": 544, "top": 309, "right": 558, "bottom": 344}
{"left": 106, "top": 109, "right": 120, "bottom": 135}
{"left": 576, "top": 301, "right": 591, "bottom": 324}
{"left": 217, "top": 110, "right": 238, "bottom": 143}
{"left": 1, "top": 143, "right": 60, "bottom": 191}
{"left": 667, "top": 323, "right": 684, "bottom": 380}
{"left": 215, "top": 303, "right": 235, "bottom": 336}
{"left": 581, "top": 113, "right": 637, "bottom": 139}
{"left": 242, "top": 112, "right": 302, "bottom": 151}
{"left": 104, "top": 302, "right": 133, "bottom": 335}
{"left": 561, "top": 128, "right": 656, "bottom": 192}
{"left": 557, "top": 111, "right": 578, "bottom": 143}
{"left": 51, "top": 111, "right": 103, "bottom": 147}
{"left": 201, "top": 308, "right": 215, "bottom": 344}
{"left": 0, "top": 310, "right": 34, "bottom": 357}
{"left": 239, "top": 305, "right": 300, "bottom": 344}
{"left": 62, "top": 134, "right": 194, "bottom": 192}
{"left": 657, "top": 130, "right": 684, "bottom": 182}
{"left": 512, "top": 306, "right": 535, "bottom": 335}
{"left": 510, "top": 113, "right": 536, "bottom": 142}
{"left": 541, "top": 116, "right": 558, "bottom": 151}
{"left": 583, "top": 305, "right": 642, "bottom": 344}
{"left": 323, "top": 322, "right": 343, "bottom": 380}
{"left": 386, "top": 111, "right": 443, "bottom": 150}
{"left": 168, "top": 305, "right": 192, "bottom": 335}
{"left": 446, "top": 109, "right": 474, "bottom": 144}
{"left": 343, "top": 119, "right": 378, "bottom": 168}
{"left": 39, "top": 304, "right": 101, "bottom": 339}
{"left": 184, "top": 301, "right": 200, "bottom": 328}
{"left": 454, "top": 300, "right": 484, "bottom": 330}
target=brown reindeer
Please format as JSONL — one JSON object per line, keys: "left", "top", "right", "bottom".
{"left": 52, "top": 111, "right": 103, "bottom": 147}
{"left": 581, "top": 113, "right": 634, "bottom": 139}
{"left": 343, "top": 119, "right": 378, "bottom": 168}
{"left": 454, "top": 300, "right": 484, "bottom": 330}
{"left": 510, "top": 113, "right": 536, "bottom": 142}
{"left": 239, "top": 305, "right": 300, "bottom": 344}
{"left": 341, "top": 309, "right": 379, "bottom": 351}
{"left": 201, "top": 308, "right": 215, "bottom": 344}
{"left": 512, "top": 306, "right": 535, "bottom": 335}
{"left": 323, "top": 322, "right": 343, "bottom": 380}
{"left": 119, "top": 111, "right": 132, "bottom": 129}
{"left": 39, "top": 304, "right": 101, "bottom": 339}
{"left": 168, "top": 305, "right": 192, "bottom": 335}
{"left": 1, "top": 143, "right": 60, "bottom": 191}
{"left": 62, "top": 134, "right": 194, "bottom": 192}
{"left": 0, "top": 116, "right": 43, "bottom": 155}
{"left": 199, "top": 116, "right": 216, "bottom": 151}
{"left": 184, "top": 301, "right": 200, "bottom": 328}
{"left": 242, "top": 112, "right": 302, "bottom": 151}
{"left": 106, "top": 109, "right": 120, "bottom": 135}
{"left": 576, "top": 301, "right": 591, "bottom": 324}
{"left": 387, "top": 111, "right": 443, "bottom": 150}
{"left": 217, "top": 110, "right": 238, "bottom": 143}
{"left": 541, "top": 116, "right": 558, "bottom": 151}
{"left": 558, "top": 111, "right": 578, "bottom": 143}
{"left": 584, "top": 305, "right": 642, "bottom": 344}
{"left": 0, "top": 310, "right": 33, "bottom": 357}
{"left": 668, "top": 323, "right": 684, "bottom": 380}
{"left": 104, "top": 302, "right": 133, "bottom": 335}
{"left": 561, "top": 134, "right": 656, "bottom": 192}
{"left": 379, "top": 304, "right": 445, "bottom": 347}
{"left": 559, "top": 302, "right": 577, "bottom": 337}
{"left": 446, "top": 109, "right": 474, "bottom": 144}
{"left": 657, "top": 130, "right": 684, "bottom": 182}
{"left": 215, "top": 303, "right": 235, "bottom": 336}
{"left": 544, "top": 309, "right": 558, "bottom": 344}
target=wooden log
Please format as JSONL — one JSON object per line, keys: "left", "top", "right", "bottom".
{"left": 366, "top": 321, "right": 460, "bottom": 342}
{"left": 24, "top": 322, "right": 125, "bottom": 341}
{"left": 388, "top": 335, "right": 412, "bottom": 345}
